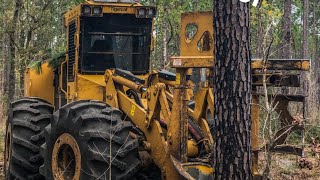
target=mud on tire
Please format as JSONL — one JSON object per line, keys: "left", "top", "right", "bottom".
{"left": 4, "top": 98, "right": 54, "bottom": 180}
{"left": 40, "top": 100, "right": 141, "bottom": 180}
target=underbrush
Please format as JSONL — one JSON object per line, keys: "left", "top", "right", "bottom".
{"left": 259, "top": 151, "right": 320, "bottom": 179}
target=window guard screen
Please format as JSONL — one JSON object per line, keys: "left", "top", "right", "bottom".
{"left": 79, "top": 14, "right": 152, "bottom": 75}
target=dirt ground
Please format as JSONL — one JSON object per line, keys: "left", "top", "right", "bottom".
{"left": 0, "top": 125, "right": 318, "bottom": 179}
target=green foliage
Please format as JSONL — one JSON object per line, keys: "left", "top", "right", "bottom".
{"left": 250, "top": 0, "right": 320, "bottom": 59}
{"left": 28, "top": 60, "right": 43, "bottom": 74}
{"left": 28, "top": 51, "right": 66, "bottom": 74}
{"left": 287, "top": 126, "right": 320, "bottom": 145}
{"left": 305, "top": 126, "right": 320, "bottom": 142}
{"left": 287, "top": 130, "right": 303, "bottom": 145}
{"left": 47, "top": 52, "right": 66, "bottom": 69}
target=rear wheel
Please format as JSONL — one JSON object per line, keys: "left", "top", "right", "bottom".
{"left": 40, "top": 100, "right": 141, "bottom": 180}
{"left": 4, "top": 98, "right": 53, "bottom": 179}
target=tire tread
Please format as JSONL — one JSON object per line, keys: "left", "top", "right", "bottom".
{"left": 40, "top": 100, "right": 140, "bottom": 179}
{"left": 5, "top": 98, "right": 53, "bottom": 180}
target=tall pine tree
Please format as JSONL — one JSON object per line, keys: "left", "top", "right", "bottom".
{"left": 213, "top": 0, "right": 252, "bottom": 179}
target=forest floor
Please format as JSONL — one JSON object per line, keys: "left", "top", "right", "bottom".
{"left": 0, "top": 122, "right": 318, "bottom": 179}
{"left": 259, "top": 152, "right": 320, "bottom": 179}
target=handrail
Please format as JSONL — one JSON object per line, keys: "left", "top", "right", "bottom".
{"left": 60, "top": 59, "right": 68, "bottom": 95}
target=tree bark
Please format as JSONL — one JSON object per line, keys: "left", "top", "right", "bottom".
{"left": 282, "top": 0, "right": 292, "bottom": 58}
{"left": 256, "top": 2, "right": 263, "bottom": 58}
{"left": 19, "top": 28, "right": 33, "bottom": 96}
{"left": 302, "top": 0, "right": 313, "bottom": 122}
{"left": 162, "top": 20, "right": 168, "bottom": 69}
{"left": 213, "top": 0, "right": 252, "bottom": 179}
{"left": 313, "top": 1, "right": 320, "bottom": 110}
{"left": 18, "top": 25, "right": 26, "bottom": 97}
{"left": 303, "top": 0, "right": 309, "bottom": 59}
{"left": 6, "top": 0, "right": 23, "bottom": 102}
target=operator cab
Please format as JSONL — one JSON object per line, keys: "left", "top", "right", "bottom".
{"left": 64, "top": 0, "right": 155, "bottom": 79}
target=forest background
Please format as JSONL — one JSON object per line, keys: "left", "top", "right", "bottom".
{"left": 0, "top": 0, "right": 319, "bottom": 178}
{"left": 0, "top": 0, "right": 319, "bottom": 118}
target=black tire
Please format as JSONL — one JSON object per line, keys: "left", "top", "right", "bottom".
{"left": 40, "top": 100, "right": 141, "bottom": 180}
{"left": 135, "top": 164, "right": 162, "bottom": 180}
{"left": 4, "top": 98, "right": 54, "bottom": 180}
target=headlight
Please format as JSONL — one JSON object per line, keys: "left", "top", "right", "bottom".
{"left": 147, "top": 9, "right": 154, "bottom": 18}
{"left": 136, "top": 7, "right": 156, "bottom": 18}
{"left": 138, "top": 9, "right": 145, "bottom": 17}
{"left": 82, "top": 5, "right": 91, "bottom": 15}
{"left": 92, "top": 6, "right": 103, "bottom": 16}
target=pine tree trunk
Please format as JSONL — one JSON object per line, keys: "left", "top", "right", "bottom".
{"left": 302, "top": 0, "right": 313, "bottom": 122}
{"left": 213, "top": 1, "right": 252, "bottom": 179}
{"left": 7, "top": 0, "right": 23, "bottom": 102}
{"left": 314, "top": 2, "right": 320, "bottom": 110}
{"left": 19, "top": 58, "right": 25, "bottom": 97}
{"left": 3, "top": 37, "right": 9, "bottom": 99}
{"left": 281, "top": 0, "right": 292, "bottom": 109}
{"left": 282, "top": 0, "right": 292, "bottom": 58}
{"left": 303, "top": 0, "right": 309, "bottom": 59}
{"left": 162, "top": 21, "right": 168, "bottom": 69}
{"left": 19, "top": 29, "right": 32, "bottom": 96}
{"left": 0, "top": 16, "right": 5, "bottom": 94}
{"left": 18, "top": 27, "right": 26, "bottom": 97}
{"left": 256, "top": 3, "right": 263, "bottom": 58}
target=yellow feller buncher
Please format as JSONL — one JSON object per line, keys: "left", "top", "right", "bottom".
{"left": 4, "top": 0, "right": 310, "bottom": 179}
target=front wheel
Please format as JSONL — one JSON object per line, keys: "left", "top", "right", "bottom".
{"left": 4, "top": 98, "right": 53, "bottom": 179}
{"left": 40, "top": 100, "right": 141, "bottom": 180}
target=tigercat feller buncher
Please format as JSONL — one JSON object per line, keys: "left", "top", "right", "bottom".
{"left": 4, "top": 0, "right": 310, "bottom": 180}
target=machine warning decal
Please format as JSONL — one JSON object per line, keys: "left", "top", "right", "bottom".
{"left": 130, "top": 104, "right": 136, "bottom": 116}
{"left": 173, "top": 59, "right": 182, "bottom": 66}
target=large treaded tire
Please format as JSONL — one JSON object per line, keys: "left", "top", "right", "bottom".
{"left": 4, "top": 98, "right": 53, "bottom": 180}
{"left": 40, "top": 100, "right": 141, "bottom": 180}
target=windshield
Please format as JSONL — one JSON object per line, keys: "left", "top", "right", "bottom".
{"left": 80, "top": 14, "right": 152, "bottom": 74}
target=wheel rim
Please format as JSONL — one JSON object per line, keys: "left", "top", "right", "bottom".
{"left": 52, "top": 133, "right": 81, "bottom": 180}
{"left": 4, "top": 124, "right": 12, "bottom": 174}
